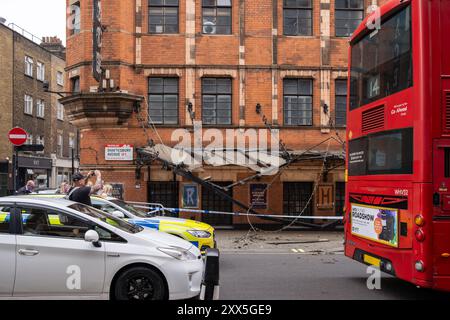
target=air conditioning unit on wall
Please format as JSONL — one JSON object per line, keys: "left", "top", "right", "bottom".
{"left": 203, "top": 21, "right": 216, "bottom": 34}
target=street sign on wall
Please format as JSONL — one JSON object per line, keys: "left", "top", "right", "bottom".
{"left": 93, "top": 0, "right": 102, "bottom": 82}
{"left": 8, "top": 127, "right": 28, "bottom": 146}
{"left": 105, "top": 145, "right": 134, "bottom": 161}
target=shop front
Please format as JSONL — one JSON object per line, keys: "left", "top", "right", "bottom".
{"left": 17, "top": 156, "right": 53, "bottom": 190}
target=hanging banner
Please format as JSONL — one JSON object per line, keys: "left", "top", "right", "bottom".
{"left": 351, "top": 204, "right": 399, "bottom": 248}
{"left": 93, "top": 0, "right": 102, "bottom": 82}
{"left": 105, "top": 145, "right": 134, "bottom": 161}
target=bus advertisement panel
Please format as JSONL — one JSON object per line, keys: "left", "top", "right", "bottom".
{"left": 351, "top": 204, "right": 398, "bottom": 248}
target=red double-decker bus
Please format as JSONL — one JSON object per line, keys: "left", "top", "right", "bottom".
{"left": 345, "top": 0, "right": 450, "bottom": 291}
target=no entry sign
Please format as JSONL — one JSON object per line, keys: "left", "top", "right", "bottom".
{"left": 8, "top": 127, "right": 28, "bottom": 146}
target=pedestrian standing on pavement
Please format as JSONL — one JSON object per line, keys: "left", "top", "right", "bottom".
{"left": 59, "top": 181, "right": 70, "bottom": 194}
{"left": 15, "top": 180, "right": 36, "bottom": 195}
{"left": 67, "top": 170, "right": 103, "bottom": 206}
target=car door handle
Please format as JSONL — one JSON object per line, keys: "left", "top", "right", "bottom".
{"left": 18, "top": 249, "right": 40, "bottom": 256}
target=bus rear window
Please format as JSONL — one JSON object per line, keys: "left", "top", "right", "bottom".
{"left": 349, "top": 128, "right": 413, "bottom": 176}
{"left": 350, "top": 5, "right": 412, "bottom": 110}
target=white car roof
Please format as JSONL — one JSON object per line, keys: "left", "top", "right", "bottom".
{"left": 0, "top": 196, "right": 76, "bottom": 207}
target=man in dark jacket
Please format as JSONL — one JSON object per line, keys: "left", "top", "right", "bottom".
{"left": 16, "top": 180, "right": 35, "bottom": 195}
{"left": 68, "top": 170, "right": 103, "bottom": 206}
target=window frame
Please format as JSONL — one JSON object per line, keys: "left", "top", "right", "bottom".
{"left": 56, "top": 71, "right": 64, "bottom": 86}
{"left": 148, "top": 77, "right": 180, "bottom": 125}
{"left": 36, "top": 99, "right": 45, "bottom": 119}
{"left": 57, "top": 134, "right": 63, "bottom": 157}
{"left": 24, "top": 94, "right": 33, "bottom": 115}
{"left": 335, "top": 0, "right": 365, "bottom": 38}
{"left": 70, "top": 2, "right": 81, "bottom": 36}
{"left": 71, "top": 77, "right": 80, "bottom": 93}
{"left": 36, "top": 62, "right": 45, "bottom": 81}
{"left": 283, "top": 0, "right": 313, "bottom": 36}
{"left": 202, "top": 0, "right": 232, "bottom": 35}
{"left": 26, "top": 134, "right": 33, "bottom": 145}
{"left": 283, "top": 78, "right": 314, "bottom": 126}
{"left": 57, "top": 102, "right": 65, "bottom": 121}
{"left": 335, "top": 79, "right": 348, "bottom": 127}
{"left": 25, "top": 56, "right": 34, "bottom": 77}
{"left": 148, "top": 0, "right": 180, "bottom": 34}
{"left": 201, "top": 77, "right": 233, "bottom": 126}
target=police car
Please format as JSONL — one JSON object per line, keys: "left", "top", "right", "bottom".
{"left": 90, "top": 196, "right": 216, "bottom": 252}
{"left": 0, "top": 197, "right": 204, "bottom": 300}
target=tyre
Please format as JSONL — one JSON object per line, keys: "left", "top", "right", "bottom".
{"left": 114, "top": 267, "right": 167, "bottom": 301}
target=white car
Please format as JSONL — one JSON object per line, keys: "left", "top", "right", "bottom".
{"left": 0, "top": 197, "right": 204, "bottom": 300}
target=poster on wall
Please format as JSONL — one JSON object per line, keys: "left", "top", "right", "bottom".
{"left": 105, "top": 145, "right": 134, "bottom": 161}
{"left": 182, "top": 184, "right": 199, "bottom": 209}
{"left": 250, "top": 184, "right": 268, "bottom": 209}
{"left": 110, "top": 183, "right": 124, "bottom": 200}
{"left": 351, "top": 204, "right": 399, "bottom": 248}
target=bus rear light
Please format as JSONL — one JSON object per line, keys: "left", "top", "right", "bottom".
{"left": 414, "top": 215, "right": 425, "bottom": 226}
{"left": 415, "top": 229, "right": 426, "bottom": 242}
{"left": 415, "top": 261, "right": 425, "bottom": 272}
{"left": 442, "top": 253, "right": 450, "bottom": 258}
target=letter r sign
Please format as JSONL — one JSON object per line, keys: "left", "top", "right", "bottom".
{"left": 183, "top": 184, "right": 199, "bottom": 209}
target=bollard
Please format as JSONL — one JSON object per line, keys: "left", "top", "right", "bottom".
{"left": 200, "top": 248, "right": 220, "bottom": 300}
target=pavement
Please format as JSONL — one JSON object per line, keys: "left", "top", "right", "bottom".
{"left": 214, "top": 230, "right": 450, "bottom": 300}
{"left": 216, "top": 229, "right": 345, "bottom": 254}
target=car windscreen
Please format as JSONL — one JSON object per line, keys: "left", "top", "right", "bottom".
{"left": 110, "top": 199, "right": 150, "bottom": 218}
{"left": 68, "top": 203, "right": 143, "bottom": 234}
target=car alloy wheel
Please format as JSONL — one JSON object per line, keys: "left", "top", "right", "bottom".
{"left": 127, "top": 276, "right": 154, "bottom": 300}
{"left": 114, "top": 267, "right": 166, "bottom": 301}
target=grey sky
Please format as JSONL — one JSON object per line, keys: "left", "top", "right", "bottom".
{"left": 0, "top": 0, "right": 67, "bottom": 44}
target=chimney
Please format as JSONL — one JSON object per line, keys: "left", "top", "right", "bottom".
{"left": 40, "top": 36, "right": 66, "bottom": 60}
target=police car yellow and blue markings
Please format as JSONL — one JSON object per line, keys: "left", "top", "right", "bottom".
{"left": 0, "top": 212, "right": 10, "bottom": 223}
{"left": 126, "top": 217, "right": 215, "bottom": 250}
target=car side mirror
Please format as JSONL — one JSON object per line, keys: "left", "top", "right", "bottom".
{"left": 112, "top": 210, "right": 125, "bottom": 219}
{"left": 85, "top": 230, "right": 101, "bottom": 247}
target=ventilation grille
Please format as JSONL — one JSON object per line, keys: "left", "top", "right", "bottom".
{"left": 445, "top": 91, "right": 450, "bottom": 130}
{"left": 362, "top": 105, "right": 385, "bottom": 133}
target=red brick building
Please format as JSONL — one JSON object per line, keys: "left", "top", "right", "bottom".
{"left": 63, "top": 0, "right": 388, "bottom": 227}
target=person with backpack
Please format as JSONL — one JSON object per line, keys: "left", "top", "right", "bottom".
{"left": 68, "top": 170, "right": 103, "bottom": 206}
